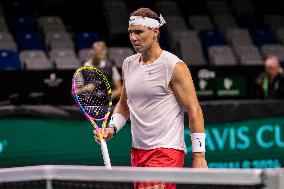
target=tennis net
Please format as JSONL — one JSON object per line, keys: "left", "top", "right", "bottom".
{"left": 0, "top": 165, "right": 269, "bottom": 189}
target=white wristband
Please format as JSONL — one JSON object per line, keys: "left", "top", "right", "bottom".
{"left": 190, "top": 133, "right": 206, "bottom": 152}
{"left": 108, "top": 113, "right": 126, "bottom": 132}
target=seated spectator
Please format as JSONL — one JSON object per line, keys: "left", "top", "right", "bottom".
{"left": 84, "top": 41, "right": 122, "bottom": 100}
{"left": 256, "top": 56, "right": 284, "bottom": 99}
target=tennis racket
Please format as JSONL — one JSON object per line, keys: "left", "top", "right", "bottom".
{"left": 72, "top": 66, "right": 112, "bottom": 168}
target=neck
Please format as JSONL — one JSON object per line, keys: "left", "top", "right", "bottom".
{"left": 92, "top": 58, "right": 101, "bottom": 65}
{"left": 140, "top": 42, "right": 163, "bottom": 64}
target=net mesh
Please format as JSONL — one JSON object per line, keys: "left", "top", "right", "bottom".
{"left": 0, "top": 165, "right": 269, "bottom": 189}
{"left": 74, "top": 69, "right": 111, "bottom": 119}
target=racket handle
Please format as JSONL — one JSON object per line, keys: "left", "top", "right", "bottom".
{"left": 100, "top": 139, "right": 112, "bottom": 169}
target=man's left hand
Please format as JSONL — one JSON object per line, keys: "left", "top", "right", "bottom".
{"left": 192, "top": 152, "right": 208, "bottom": 168}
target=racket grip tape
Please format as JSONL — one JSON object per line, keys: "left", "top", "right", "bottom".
{"left": 100, "top": 139, "right": 112, "bottom": 168}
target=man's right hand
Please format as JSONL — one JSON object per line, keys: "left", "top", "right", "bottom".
{"left": 93, "top": 127, "right": 115, "bottom": 145}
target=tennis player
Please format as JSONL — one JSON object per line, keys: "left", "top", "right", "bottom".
{"left": 94, "top": 8, "right": 207, "bottom": 188}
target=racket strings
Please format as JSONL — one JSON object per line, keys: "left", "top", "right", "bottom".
{"left": 75, "top": 69, "right": 110, "bottom": 119}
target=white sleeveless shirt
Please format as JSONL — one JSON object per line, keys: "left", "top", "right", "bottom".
{"left": 123, "top": 50, "right": 186, "bottom": 152}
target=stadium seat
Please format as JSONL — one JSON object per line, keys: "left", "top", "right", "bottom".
{"left": 0, "top": 17, "right": 9, "bottom": 32}
{"left": 212, "top": 14, "right": 238, "bottom": 31}
{"left": 25, "top": 57, "right": 53, "bottom": 70}
{"left": 0, "top": 32, "right": 14, "bottom": 41}
{"left": 199, "top": 29, "right": 227, "bottom": 59}
{"left": 74, "top": 32, "right": 99, "bottom": 50}
{"left": 170, "top": 29, "right": 194, "bottom": 51}
{"left": 234, "top": 46, "right": 263, "bottom": 65}
{"left": 165, "top": 16, "right": 188, "bottom": 31}
{"left": 250, "top": 29, "right": 278, "bottom": 47}
{"left": 172, "top": 30, "right": 206, "bottom": 65}
{"left": 108, "top": 47, "right": 134, "bottom": 69}
{"left": 0, "top": 40, "right": 17, "bottom": 51}
{"left": 179, "top": 38, "right": 207, "bottom": 66}
{"left": 239, "top": 54, "right": 263, "bottom": 65}
{"left": 49, "top": 40, "right": 74, "bottom": 50}
{"left": 0, "top": 50, "right": 21, "bottom": 70}
{"left": 19, "top": 50, "right": 47, "bottom": 65}
{"left": 156, "top": 0, "right": 181, "bottom": 16}
{"left": 226, "top": 28, "right": 253, "bottom": 49}
{"left": 15, "top": 32, "right": 45, "bottom": 50}
{"left": 54, "top": 57, "right": 81, "bottom": 70}
{"left": 38, "top": 16, "right": 64, "bottom": 27}
{"left": 38, "top": 16, "right": 66, "bottom": 32}
{"left": 164, "top": 16, "right": 188, "bottom": 49}
{"left": 188, "top": 15, "right": 213, "bottom": 31}
{"left": 46, "top": 32, "right": 74, "bottom": 50}
{"left": 49, "top": 49, "right": 77, "bottom": 62}
{"left": 41, "top": 24, "right": 66, "bottom": 33}
{"left": 45, "top": 32, "right": 70, "bottom": 43}
{"left": 208, "top": 46, "right": 238, "bottom": 66}
{"left": 0, "top": 32, "right": 17, "bottom": 51}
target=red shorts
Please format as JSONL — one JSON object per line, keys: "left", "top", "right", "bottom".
{"left": 131, "top": 147, "right": 185, "bottom": 189}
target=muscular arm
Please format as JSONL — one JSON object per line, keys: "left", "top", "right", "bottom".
{"left": 170, "top": 62, "right": 207, "bottom": 165}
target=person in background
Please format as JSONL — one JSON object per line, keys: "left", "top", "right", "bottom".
{"left": 84, "top": 41, "right": 122, "bottom": 100}
{"left": 256, "top": 56, "right": 284, "bottom": 99}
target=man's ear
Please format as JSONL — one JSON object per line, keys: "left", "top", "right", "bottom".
{"left": 153, "top": 28, "right": 159, "bottom": 38}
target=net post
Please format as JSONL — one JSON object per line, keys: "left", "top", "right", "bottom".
{"left": 46, "top": 180, "right": 53, "bottom": 189}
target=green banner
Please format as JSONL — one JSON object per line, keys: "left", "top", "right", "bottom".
{"left": 0, "top": 117, "right": 283, "bottom": 168}
{"left": 189, "top": 117, "right": 284, "bottom": 168}
{"left": 194, "top": 77, "right": 247, "bottom": 97}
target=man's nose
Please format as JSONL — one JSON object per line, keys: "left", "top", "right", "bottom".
{"left": 130, "top": 33, "right": 137, "bottom": 41}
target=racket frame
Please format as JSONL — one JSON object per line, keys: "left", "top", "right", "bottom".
{"left": 72, "top": 66, "right": 112, "bottom": 168}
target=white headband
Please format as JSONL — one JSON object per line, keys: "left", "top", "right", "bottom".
{"left": 129, "top": 14, "right": 166, "bottom": 28}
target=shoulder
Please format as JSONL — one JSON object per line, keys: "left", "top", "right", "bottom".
{"left": 124, "top": 53, "right": 139, "bottom": 63}
{"left": 162, "top": 51, "right": 184, "bottom": 74}
{"left": 122, "top": 53, "right": 140, "bottom": 70}
{"left": 163, "top": 51, "right": 182, "bottom": 64}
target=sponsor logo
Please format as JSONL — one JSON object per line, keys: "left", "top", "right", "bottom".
{"left": 44, "top": 73, "right": 63, "bottom": 87}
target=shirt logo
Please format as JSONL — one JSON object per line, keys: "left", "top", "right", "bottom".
{"left": 148, "top": 71, "right": 157, "bottom": 75}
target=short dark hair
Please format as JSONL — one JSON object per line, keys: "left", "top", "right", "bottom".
{"left": 130, "top": 8, "right": 160, "bottom": 22}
